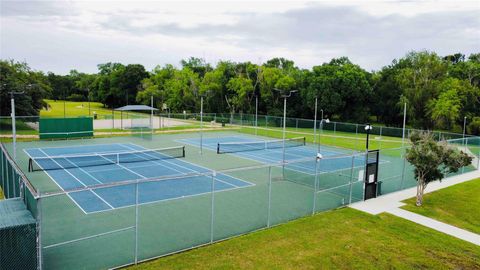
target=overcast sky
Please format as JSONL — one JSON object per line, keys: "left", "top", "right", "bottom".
{"left": 1, "top": 0, "right": 479, "bottom": 74}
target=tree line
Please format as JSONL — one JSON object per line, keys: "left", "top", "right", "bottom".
{"left": 0, "top": 50, "right": 479, "bottom": 134}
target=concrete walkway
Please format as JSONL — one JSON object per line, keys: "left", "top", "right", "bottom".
{"left": 350, "top": 169, "right": 480, "bottom": 246}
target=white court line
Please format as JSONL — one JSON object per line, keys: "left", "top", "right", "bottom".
{"left": 83, "top": 178, "right": 253, "bottom": 215}
{"left": 23, "top": 149, "right": 88, "bottom": 214}
{"left": 124, "top": 142, "right": 255, "bottom": 187}
{"left": 120, "top": 144, "right": 242, "bottom": 189}
{"left": 178, "top": 137, "right": 315, "bottom": 166}
{"left": 60, "top": 157, "right": 117, "bottom": 209}
{"left": 178, "top": 139, "right": 317, "bottom": 176}
{"left": 179, "top": 137, "right": 391, "bottom": 176}
{"left": 30, "top": 143, "right": 129, "bottom": 153}
{"left": 38, "top": 149, "right": 115, "bottom": 210}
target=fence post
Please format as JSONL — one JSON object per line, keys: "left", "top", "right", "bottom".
{"left": 400, "top": 147, "right": 407, "bottom": 190}
{"left": 312, "top": 159, "right": 319, "bottom": 214}
{"left": 333, "top": 122, "right": 337, "bottom": 145}
{"left": 379, "top": 127, "right": 383, "bottom": 150}
{"left": 134, "top": 180, "right": 139, "bottom": 264}
{"left": 348, "top": 154, "right": 356, "bottom": 204}
{"left": 37, "top": 197, "right": 43, "bottom": 270}
{"left": 267, "top": 166, "right": 272, "bottom": 228}
{"left": 210, "top": 173, "right": 215, "bottom": 243}
{"left": 295, "top": 119, "right": 298, "bottom": 131}
{"left": 355, "top": 124, "right": 359, "bottom": 151}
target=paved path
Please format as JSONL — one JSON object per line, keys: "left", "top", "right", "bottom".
{"left": 387, "top": 208, "right": 480, "bottom": 245}
{"left": 350, "top": 169, "right": 480, "bottom": 245}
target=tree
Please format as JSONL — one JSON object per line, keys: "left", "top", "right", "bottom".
{"left": 396, "top": 51, "right": 448, "bottom": 128}
{"left": 406, "top": 132, "right": 472, "bottom": 206}
{"left": 303, "top": 57, "right": 372, "bottom": 122}
{"left": 226, "top": 77, "right": 254, "bottom": 113}
{"left": 0, "top": 60, "right": 51, "bottom": 116}
{"left": 136, "top": 64, "right": 176, "bottom": 108}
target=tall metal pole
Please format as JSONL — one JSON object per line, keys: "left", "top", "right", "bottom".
{"left": 282, "top": 96, "right": 287, "bottom": 164}
{"left": 9, "top": 89, "right": 24, "bottom": 160}
{"left": 88, "top": 88, "right": 91, "bottom": 116}
{"left": 150, "top": 95, "right": 154, "bottom": 130}
{"left": 365, "top": 124, "right": 371, "bottom": 151}
{"left": 63, "top": 89, "right": 66, "bottom": 118}
{"left": 11, "top": 96, "right": 17, "bottom": 160}
{"left": 313, "top": 97, "right": 317, "bottom": 144}
{"left": 200, "top": 96, "right": 204, "bottom": 155}
{"left": 255, "top": 95, "right": 258, "bottom": 135}
{"left": 402, "top": 102, "right": 407, "bottom": 147}
{"left": 366, "top": 129, "right": 370, "bottom": 150}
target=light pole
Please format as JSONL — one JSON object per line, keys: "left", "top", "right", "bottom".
{"left": 313, "top": 98, "right": 318, "bottom": 144}
{"left": 200, "top": 96, "right": 204, "bottom": 154}
{"left": 87, "top": 88, "right": 91, "bottom": 116}
{"left": 274, "top": 88, "right": 298, "bottom": 164}
{"left": 318, "top": 118, "right": 330, "bottom": 153}
{"left": 255, "top": 94, "right": 258, "bottom": 135}
{"left": 10, "top": 88, "right": 26, "bottom": 160}
{"left": 365, "top": 124, "right": 373, "bottom": 151}
{"left": 198, "top": 91, "right": 211, "bottom": 155}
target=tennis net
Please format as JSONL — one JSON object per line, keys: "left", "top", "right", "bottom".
{"left": 28, "top": 146, "right": 185, "bottom": 172}
{"left": 217, "top": 137, "right": 306, "bottom": 154}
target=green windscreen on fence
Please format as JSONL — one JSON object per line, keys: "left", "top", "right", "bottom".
{"left": 39, "top": 117, "right": 93, "bottom": 139}
{"left": 0, "top": 198, "right": 38, "bottom": 270}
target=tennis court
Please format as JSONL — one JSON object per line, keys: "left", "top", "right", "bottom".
{"left": 179, "top": 135, "right": 369, "bottom": 175}
{"left": 24, "top": 143, "right": 253, "bottom": 214}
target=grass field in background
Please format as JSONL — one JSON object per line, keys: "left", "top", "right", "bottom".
{"left": 0, "top": 118, "right": 37, "bottom": 135}
{"left": 0, "top": 187, "right": 3, "bottom": 200}
{"left": 402, "top": 178, "right": 480, "bottom": 234}
{"left": 126, "top": 207, "right": 480, "bottom": 270}
{"left": 40, "top": 99, "right": 147, "bottom": 119}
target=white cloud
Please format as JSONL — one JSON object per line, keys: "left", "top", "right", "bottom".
{"left": 1, "top": 0, "right": 479, "bottom": 74}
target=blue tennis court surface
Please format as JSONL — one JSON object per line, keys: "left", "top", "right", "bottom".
{"left": 25, "top": 143, "right": 253, "bottom": 214}
{"left": 179, "top": 136, "right": 370, "bottom": 175}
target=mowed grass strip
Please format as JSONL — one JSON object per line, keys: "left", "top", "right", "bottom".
{"left": 126, "top": 208, "right": 480, "bottom": 270}
{"left": 402, "top": 178, "right": 480, "bottom": 234}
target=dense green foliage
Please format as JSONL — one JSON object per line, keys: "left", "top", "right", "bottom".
{"left": 1, "top": 51, "right": 479, "bottom": 133}
{"left": 406, "top": 131, "right": 472, "bottom": 206}
{"left": 0, "top": 60, "right": 51, "bottom": 116}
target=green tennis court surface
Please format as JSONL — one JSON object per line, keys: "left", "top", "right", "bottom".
{"left": 1, "top": 129, "right": 477, "bottom": 270}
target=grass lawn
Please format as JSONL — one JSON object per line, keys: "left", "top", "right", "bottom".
{"left": 126, "top": 208, "right": 480, "bottom": 270}
{"left": 0, "top": 118, "right": 37, "bottom": 135}
{"left": 0, "top": 187, "right": 3, "bottom": 200}
{"left": 402, "top": 178, "right": 480, "bottom": 234}
{"left": 41, "top": 99, "right": 148, "bottom": 119}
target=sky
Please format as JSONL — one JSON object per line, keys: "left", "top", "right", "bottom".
{"left": 1, "top": 0, "right": 479, "bottom": 74}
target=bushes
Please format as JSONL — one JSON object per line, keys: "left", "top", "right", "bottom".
{"left": 66, "top": 94, "right": 87, "bottom": 101}
{"left": 467, "top": 117, "right": 480, "bottom": 135}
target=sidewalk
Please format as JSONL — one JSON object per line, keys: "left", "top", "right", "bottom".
{"left": 350, "top": 170, "right": 480, "bottom": 245}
